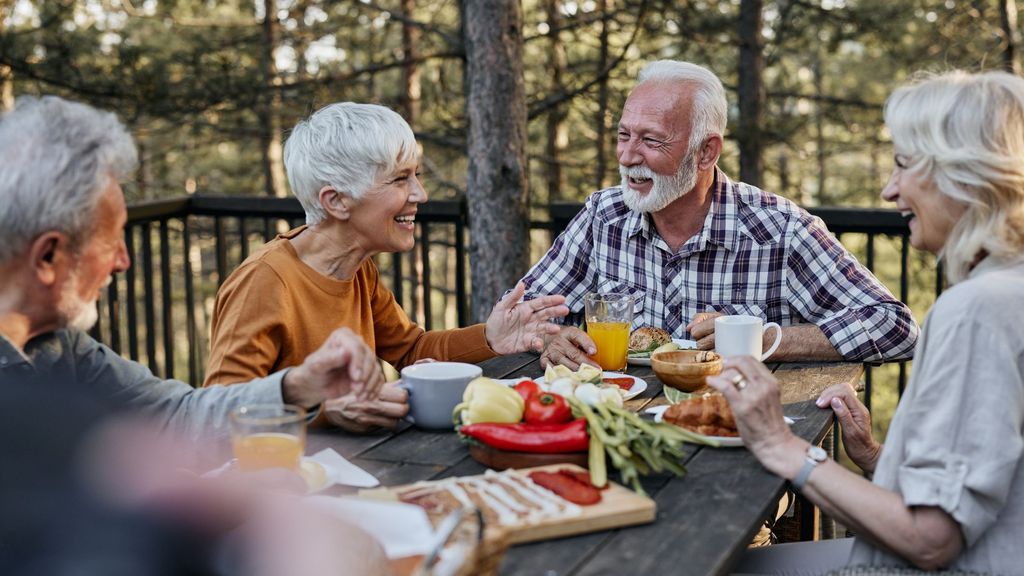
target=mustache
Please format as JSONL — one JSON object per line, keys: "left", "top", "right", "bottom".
{"left": 620, "top": 165, "right": 655, "bottom": 180}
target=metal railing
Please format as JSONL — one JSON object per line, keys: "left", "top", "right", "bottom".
{"left": 91, "top": 196, "right": 939, "bottom": 428}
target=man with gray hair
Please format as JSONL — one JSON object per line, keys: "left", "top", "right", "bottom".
{"left": 0, "top": 95, "right": 386, "bottom": 440}
{"left": 525, "top": 60, "right": 919, "bottom": 368}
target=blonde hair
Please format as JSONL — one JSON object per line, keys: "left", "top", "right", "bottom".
{"left": 884, "top": 70, "right": 1024, "bottom": 283}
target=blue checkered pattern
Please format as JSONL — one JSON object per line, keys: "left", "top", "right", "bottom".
{"left": 520, "top": 169, "right": 918, "bottom": 362}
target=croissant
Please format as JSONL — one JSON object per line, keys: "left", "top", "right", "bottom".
{"left": 662, "top": 394, "right": 739, "bottom": 437}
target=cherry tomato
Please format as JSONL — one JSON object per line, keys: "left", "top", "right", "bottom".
{"left": 524, "top": 392, "right": 573, "bottom": 424}
{"left": 513, "top": 379, "right": 542, "bottom": 402}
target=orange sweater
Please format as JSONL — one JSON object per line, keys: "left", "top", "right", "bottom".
{"left": 204, "top": 226, "right": 495, "bottom": 386}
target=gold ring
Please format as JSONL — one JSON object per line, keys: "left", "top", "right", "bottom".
{"left": 730, "top": 373, "right": 747, "bottom": 391}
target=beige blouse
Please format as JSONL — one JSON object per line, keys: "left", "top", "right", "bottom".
{"left": 848, "top": 257, "right": 1024, "bottom": 572}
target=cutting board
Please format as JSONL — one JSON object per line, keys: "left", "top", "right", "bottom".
{"left": 360, "top": 463, "right": 656, "bottom": 545}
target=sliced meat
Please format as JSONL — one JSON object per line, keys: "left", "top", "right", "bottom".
{"left": 528, "top": 471, "right": 602, "bottom": 505}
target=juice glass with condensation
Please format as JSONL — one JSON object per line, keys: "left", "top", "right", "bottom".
{"left": 230, "top": 404, "right": 307, "bottom": 471}
{"left": 584, "top": 293, "right": 634, "bottom": 371}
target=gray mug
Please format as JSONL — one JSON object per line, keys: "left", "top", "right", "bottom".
{"left": 398, "top": 362, "right": 482, "bottom": 429}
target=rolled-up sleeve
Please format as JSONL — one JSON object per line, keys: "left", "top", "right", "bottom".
{"left": 785, "top": 216, "right": 919, "bottom": 362}
{"left": 892, "top": 311, "right": 1024, "bottom": 545}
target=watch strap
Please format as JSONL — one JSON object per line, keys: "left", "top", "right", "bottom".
{"left": 792, "top": 445, "right": 827, "bottom": 491}
{"left": 792, "top": 457, "right": 817, "bottom": 491}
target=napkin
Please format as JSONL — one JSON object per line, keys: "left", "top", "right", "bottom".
{"left": 307, "top": 447, "right": 379, "bottom": 488}
{"left": 308, "top": 495, "right": 435, "bottom": 558}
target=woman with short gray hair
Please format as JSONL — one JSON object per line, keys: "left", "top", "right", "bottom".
{"left": 205, "top": 102, "right": 568, "bottom": 432}
{"left": 714, "top": 70, "right": 1024, "bottom": 574}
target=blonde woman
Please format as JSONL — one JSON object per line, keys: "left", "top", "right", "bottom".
{"left": 717, "top": 71, "right": 1024, "bottom": 573}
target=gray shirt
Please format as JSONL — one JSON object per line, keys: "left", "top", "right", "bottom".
{"left": 0, "top": 329, "right": 286, "bottom": 442}
{"left": 848, "top": 257, "right": 1024, "bottom": 573}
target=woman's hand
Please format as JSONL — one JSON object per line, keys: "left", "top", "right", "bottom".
{"left": 706, "top": 356, "right": 804, "bottom": 478}
{"left": 485, "top": 283, "right": 570, "bottom": 354}
{"left": 817, "top": 383, "right": 882, "bottom": 473}
{"left": 325, "top": 383, "right": 410, "bottom": 433}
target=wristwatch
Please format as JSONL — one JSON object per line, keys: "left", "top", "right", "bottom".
{"left": 791, "top": 444, "right": 828, "bottom": 491}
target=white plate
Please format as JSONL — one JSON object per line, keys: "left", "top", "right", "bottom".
{"left": 535, "top": 371, "right": 648, "bottom": 401}
{"left": 644, "top": 405, "right": 793, "bottom": 448}
{"left": 627, "top": 338, "right": 698, "bottom": 367}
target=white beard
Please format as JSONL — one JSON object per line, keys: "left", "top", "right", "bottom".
{"left": 58, "top": 271, "right": 106, "bottom": 332}
{"left": 620, "top": 148, "right": 699, "bottom": 213}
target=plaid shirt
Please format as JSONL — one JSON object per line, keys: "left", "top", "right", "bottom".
{"left": 521, "top": 169, "right": 919, "bottom": 362}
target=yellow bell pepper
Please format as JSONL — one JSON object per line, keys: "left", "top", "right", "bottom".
{"left": 452, "top": 377, "right": 524, "bottom": 426}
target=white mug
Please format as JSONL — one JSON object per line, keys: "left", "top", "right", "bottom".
{"left": 398, "top": 362, "right": 482, "bottom": 429}
{"left": 714, "top": 315, "right": 782, "bottom": 361}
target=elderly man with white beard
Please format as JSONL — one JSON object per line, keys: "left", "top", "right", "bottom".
{"left": 522, "top": 60, "right": 919, "bottom": 368}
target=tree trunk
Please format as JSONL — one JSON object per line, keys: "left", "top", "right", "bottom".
{"left": 0, "top": 13, "right": 12, "bottom": 112}
{"left": 814, "top": 57, "right": 827, "bottom": 203}
{"left": 1000, "top": 0, "right": 1021, "bottom": 74}
{"left": 594, "top": 0, "right": 611, "bottom": 191}
{"left": 737, "top": 0, "right": 765, "bottom": 187}
{"left": 259, "top": 0, "right": 287, "bottom": 198}
{"left": 463, "top": 0, "right": 530, "bottom": 323}
{"left": 401, "top": 0, "right": 422, "bottom": 127}
{"left": 544, "top": 0, "right": 568, "bottom": 202}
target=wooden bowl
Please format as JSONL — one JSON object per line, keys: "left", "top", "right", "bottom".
{"left": 651, "top": 350, "right": 722, "bottom": 392}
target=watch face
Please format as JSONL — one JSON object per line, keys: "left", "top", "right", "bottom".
{"left": 808, "top": 445, "right": 828, "bottom": 462}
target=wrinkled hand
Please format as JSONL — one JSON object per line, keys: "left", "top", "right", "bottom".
{"left": 706, "top": 356, "right": 794, "bottom": 459}
{"left": 485, "top": 282, "right": 570, "bottom": 355}
{"left": 539, "top": 326, "right": 600, "bottom": 370}
{"left": 686, "top": 312, "right": 723, "bottom": 351}
{"left": 325, "top": 383, "right": 409, "bottom": 433}
{"left": 817, "top": 383, "right": 881, "bottom": 473}
{"left": 284, "top": 328, "right": 385, "bottom": 408}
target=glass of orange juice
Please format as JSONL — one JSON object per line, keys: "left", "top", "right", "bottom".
{"left": 584, "top": 293, "right": 634, "bottom": 371}
{"left": 230, "top": 404, "right": 307, "bottom": 471}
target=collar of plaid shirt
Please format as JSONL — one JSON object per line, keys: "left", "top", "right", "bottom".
{"left": 619, "top": 167, "right": 788, "bottom": 256}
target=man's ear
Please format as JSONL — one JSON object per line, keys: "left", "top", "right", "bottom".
{"left": 28, "top": 232, "right": 72, "bottom": 287}
{"left": 697, "top": 134, "right": 723, "bottom": 171}
{"left": 319, "top": 186, "right": 352, "bottom": 221}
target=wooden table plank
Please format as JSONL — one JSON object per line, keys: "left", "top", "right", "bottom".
{"left": 306, "top": 356, "right": 862, "bottom": 576}
{"left": 572, "top": 400, "right": 834, "bottom": 576}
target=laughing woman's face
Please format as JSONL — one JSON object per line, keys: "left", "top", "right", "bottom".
{"left": 880, "top": 152, "right": 967, "bottom": 255}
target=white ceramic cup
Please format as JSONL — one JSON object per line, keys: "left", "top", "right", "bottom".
{"left": 398, "top": 362, "right": 482, "bottom": 429}
{"left": 714, "top": 315, "right": 782, "bottom": 361}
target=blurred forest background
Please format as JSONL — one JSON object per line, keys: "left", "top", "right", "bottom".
{"left": 2, "top": 0, "right": 1021, "bottom": 436}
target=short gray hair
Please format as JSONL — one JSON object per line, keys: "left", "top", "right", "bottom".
{"left": 885, "top": 70, "right": 1024, "bottom": 283}
{"left": 0, "top": 96, "right": 137, "bottom": 263}
{"left": 283, "top": 102, "right": 418, "bottom": 225}
{"left": 637, "top": 60, "right": 728, "bottom": 150}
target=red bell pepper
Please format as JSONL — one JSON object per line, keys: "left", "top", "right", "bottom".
{"left": 459, "top": 419, "right": 589, "bottom": 453}
{"left": 513, "top": 379, "right": 542, "bottom": 402}
{"left": 524, "top": 392, "right": 573, "bottom": 424}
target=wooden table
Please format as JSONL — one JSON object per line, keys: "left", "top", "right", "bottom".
{"left": 307, "top": 354, "right": 863, "bottom": 576}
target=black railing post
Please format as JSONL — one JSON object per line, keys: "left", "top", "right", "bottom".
{"left": 125, "top": 228, "right": 139, "bottom": 361}
{"left": 183, "top": 216, "right": 198, "bottom": 386}
{"left": 420, "top": 221, "right": 433, "bottom": 329}
{"left": 141, "top": 223, "right": 158, "bottom": 375}
{"left": 160, "top": 220, "right": 174, "bottom": 380}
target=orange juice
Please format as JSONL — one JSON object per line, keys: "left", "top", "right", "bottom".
{"left": 587, "top": 321, "right": 630, "bottom": 370}
{"left": 233, "top": 432, "right": 304, "bottom": 471}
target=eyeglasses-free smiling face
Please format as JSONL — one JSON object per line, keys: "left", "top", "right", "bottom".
{"left": 880, "top": 153, "right": 967, "bottom": 255}
{"left": 345, "top": 157, "right": 428, "bottom": 256}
